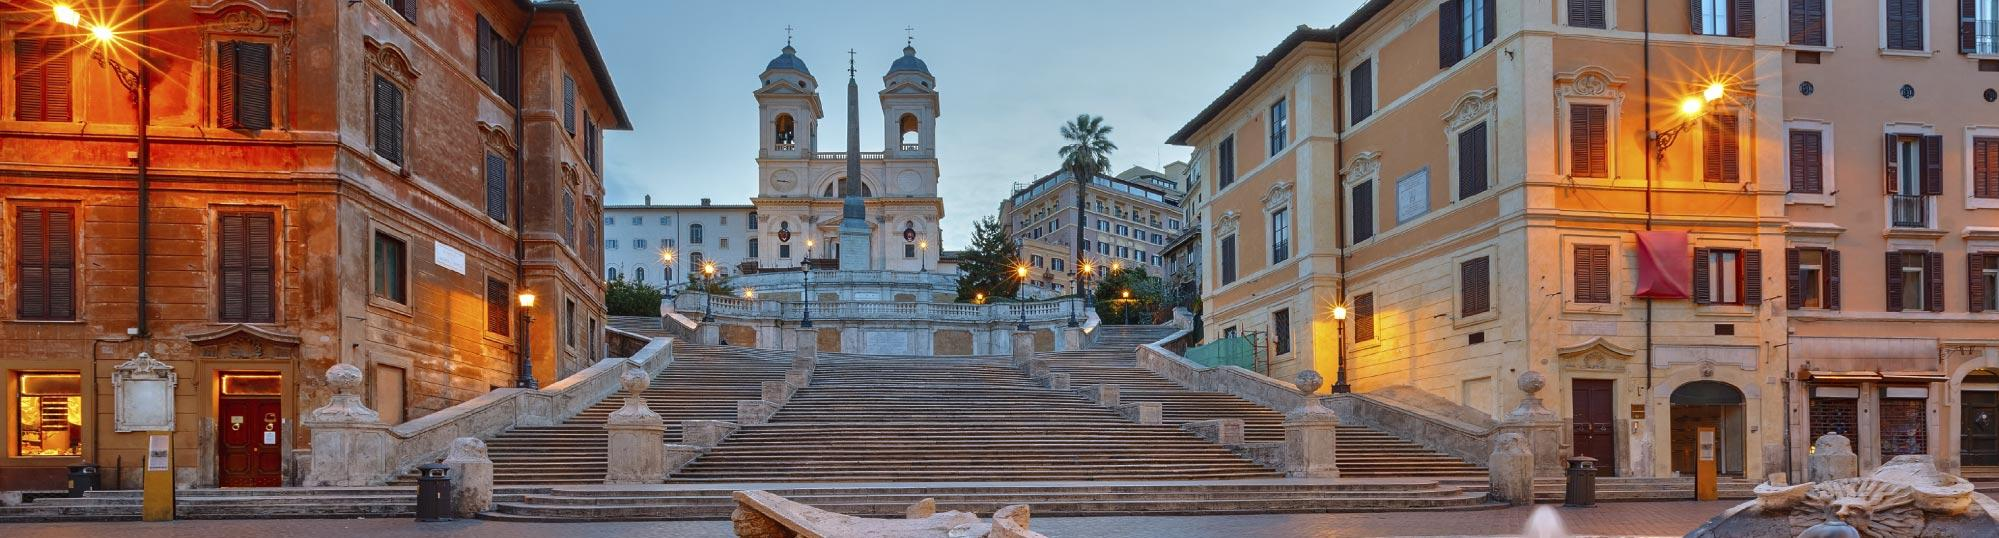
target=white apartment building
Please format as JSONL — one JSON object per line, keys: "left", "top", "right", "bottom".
{"left": 603, "top": 197, "right": 756, "bottom": 290}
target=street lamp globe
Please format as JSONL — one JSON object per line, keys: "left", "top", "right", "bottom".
{"left": 52, "top": 5, "right": 81, "bottom": 27}
{"left": 1332, "top": 305, "right": 1348, "bottom": 320}
{"left": 516, "top": 291, "right": 537, "bottom": 308}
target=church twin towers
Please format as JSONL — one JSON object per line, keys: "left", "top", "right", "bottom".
{"left": 751, "top": 43, "right": 944, "bottom": 273}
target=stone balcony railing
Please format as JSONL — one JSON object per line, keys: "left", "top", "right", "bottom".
{"left": 673, "top": 292, "right": 1084, "bottom": 324}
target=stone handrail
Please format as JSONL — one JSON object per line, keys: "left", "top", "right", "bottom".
{"left": 674, "top": 292, "right": 1084, "bottom": 323}
{"left": 382, "top": 337, "right": 674, "bottom": 479}
{"left": 1324, "top": 391, "right": 1496, "bottom": 468}
{"left": 1134, "top": 310, "right": 1309, "bottom": 412}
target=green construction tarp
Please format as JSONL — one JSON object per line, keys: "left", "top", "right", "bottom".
{"left": 1183, "top": 336, "right": 1256, "bottom": 370}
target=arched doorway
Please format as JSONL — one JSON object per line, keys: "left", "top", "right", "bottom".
{"left": 1963, "top": 369, "right": 1999, "bottom": 467}
{"left": 1670, "top": 380, "right": 1746, "bottom": 476}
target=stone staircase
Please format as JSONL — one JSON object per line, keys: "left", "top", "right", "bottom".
{"left": 1045, "top": 325, "right": 1487, "bottom": 479}
{"left": 392, "top": 341, "right": 792, "bottom": 486}
{"left": 0, "top": 486, "right": 549, "bottom": 522}
{"left": 668, "top": 351, "right": 1279, "bottom": 482}
{"left": 1964, "top": 466, "right": 1999, "bottom": 494}
{"left": 1440, "top": 476, "right": 1761, "bottom": 503}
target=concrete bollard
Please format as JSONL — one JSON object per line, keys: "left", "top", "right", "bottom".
{"left": 681, "top": 420, "right": 738, "bottom": 448}
{"left": 441, "top": 438, "right": 492, "bottom": 518}
{"left": 737, "top": 400, "right": 781, "bottom": 426}
{"left": 1487, "top": 433, "right": 1535, "bottom": 505}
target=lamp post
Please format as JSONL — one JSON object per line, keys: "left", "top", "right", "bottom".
{"left": 700, "top": 261, "right": 718, "bottom": 322}
{"left": 1014, "top": 264, "right": 1030, "bottom": 331}
{"left": 918, "top": 239, "right": 929, "bottom": 272}
{"left": 1649, "top": 82, "right": 1728, "bottom": 155}
{"left": 659, "top": 249, "right": 676, "bottom": 298}
{"left": 1330, "top": 304, "right": 1350, "bottom": 393}
{"left": 56, "top": 5, "right": 152, "bottom": 336}
{"left": 800, "top": 239, "right": 814, "bottom": 328}
{"left": 1119, "top": 289, "right": 1134, "bottom": 325}
{"left": 516, "top": 291, "right": 539, "bottom": 389}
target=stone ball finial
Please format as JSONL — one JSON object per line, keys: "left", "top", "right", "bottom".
{"left": 620, "top": 368, "right": 650, "bottom": 395}
{"left": 326, "top": 363, "right": 364, "bottom": 394}
{"left": 1293, "top": 370, "right": 1325, "bottom": 394}
{"left": 1517, "top": 371, "right": 1546, "bottom": 395}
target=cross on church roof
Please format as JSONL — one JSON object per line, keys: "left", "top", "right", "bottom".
{"left": 905, "top": 26, "right": 916, "bottom": 46}
{"left": 784, "top": 25, "right": 794, "bottom": 46}
{"left": 847, "top": 49, "right": 856, "bottom": 77}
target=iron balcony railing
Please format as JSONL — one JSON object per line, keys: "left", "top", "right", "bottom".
{"left": 1891, "top": 194, "right": 1928, "bottom": 228}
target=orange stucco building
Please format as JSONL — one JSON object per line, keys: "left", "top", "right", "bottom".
{"left": 1173, "top": 0, "right": 1999, "bottom": 479}
{"left": 0, "top": 0, "right": 625, "bottom": 489}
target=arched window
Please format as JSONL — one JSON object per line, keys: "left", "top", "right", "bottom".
{"left": 774, "top": 114, "right": 796, "bottom": 148}
{"left": 607, "top": 267, "right": 619, "bottom": 281}
{"left": 662, "top": 266, "right": 673, "bottom": 284}
{"left": 899, "top": 114, "right": 920, "bottom": 148}
{"left": 689, "top": 223, "right": 704, "bottom": 244}
{"left": 822, "top": 178, "right": 874, "bottom": 197}
{"left": 634, "top": 267, "right": 646, "bottom": 283}
{"left": 689, "top": 252, "right": 704, "bottom": 267}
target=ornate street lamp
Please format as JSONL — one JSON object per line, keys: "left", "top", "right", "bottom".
{"left": 700, "top": 261, "right": 718, "bottom": 322}
{"left": 516, "top": 291, "right": 539, "bottom": 389}
{"left": 918, "top": 239, "right": 929, "bottom": 272}
{"left": 801, "top": 239, "right": 814, "bottom": 328}
{"left": 56, "top": 5, "right": 152, "bottom": 334}
{"left": 659, "top": 248, "right": 676, "bottom": 297}
{"left": 1014, "top": 264, "right": 1031, "bottom": 331}
{"left": 1330, "top": 304, "right": 1350, "bottom": 393}
{"left": 1649, "top": 82, "right": 1729, "bottom": 155}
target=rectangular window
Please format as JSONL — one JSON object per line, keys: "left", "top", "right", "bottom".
{"left": 606, "top": 239, "right": 618, "bottom": 250}
{"left": 1396, "top": 168, "right": 1430, "bottom": 224}
{"left": 1270, "top": 208, "right": 1290, "bottom": 264}
{"left": 1461, "top": 256, "right": 1492, "bottom": 317}
{"left": 1351, "top": 180, "right": 1376, "bottom": 242}
{"left": 15, "top": 207, "right": 76, "bottom": 320}
{"left": 1790, "top": 248, "right": 1834, "bottom": 310}
{"left": 371, "top": 232, "right": 406, "bottom": 304}
{"left": 1569, "top": 0, "right": 1608, "bottom": 29}
{"left": 779, "top": 244, "right": 791, "bottom": 259}
{"left": 751, "top": 238, "right": 761, "bottom": 258}
{"left": 565, "top": 299, "right": 577, "bottom": 347}
{"left": 585, "top": 114, "right": 601, "bottom": 172}
{"left": 1886, "top": 0, "right": 1925, "bottom": 50}
{"left": 373, "top": 364, "right": 406, "bottom": 425}
{"left": 372, "top": 75, "right": 404, "bottom": 165}
{"left": 1886, "top": 134, "right": 1942, "bottom": 227}
{"left": 1032, "top": 255, "right": 1044, "bottom": 267}
{"left": 562, "top": 191, "right": 576, "bottom": 245}
{"left": 1349, "top": 59, "right": 1374, "bottom": 123}
{"left": 380, "top": 0, "right": 417, "bottom": 22}
{"left": 1353, "top": 293, "right": 1376, "bottom": 342}
{"left": 1704, "top": 114, "right": 1742, "bottom": 182}
{"left": 1575, "top": 244, "right": 1613, "bottom": 304}
{"left": 1887, "top": 250, "right": 1942, "bottom": 312}
{"left": 1974, "top": 137, "right": 1999, "bottom": 199}
{"left": 1974, "top": 252, "right": 1998, "bottom": 312}
{"left": 1458, "top": 122, "right": 1490, "bottom": 199}
{"left": 562, "top": 75, "right": 577, "bottom": 135}
{"left": 1569, "top": 104, "right": 1609, "bottom": 177}
{"left": 1440, "top": 0, "right": 1496, "bottom": 66}
{"left": 12, "top": 36, "right": 72, "bottom": 122}
{"left": 719, "top": 237, "right": 729, "bottom": 249}
{"left": 1696, "top": 0, "right": 1731, "bottom": 35}
{"left": 475, "top": 15, "right": 520, "bottom": 105}
{"left": 1789, "top": 129, "right": 1826, "bottom": 194}
{"left": 1971, "top": 0, "right": 1999, "bottom": 53}
{"left": 1268, "top": 98, "right": 1288, "bottom": 156}
{"left": 1271, "top": 308, "right": 1292, "bottom": 355}
{"left": 216, "top": 212, "right": 277, "bottom": 323}
{"left": 486, "top": 278, "right": 511, "bottom": 336}
{"left": 1695, "top": 248, "right": 1752, "bottom": 305}
{"left": 1220, "top": 234, "right": 1238, "bottom": 285}
{"left": 634, "top": 239, "right": 647, "bottom": 249}
{"left": 485, "top": 154, "right": 509, "bottom": 223}
{"left": 14, "top": 372, "right": 83, "bottom": 457}
{"left": 1790, "top": 0, "right": 1828, "bottom": 46}
{"left": 216, "top": 41, "right": 273, "bottom": 130}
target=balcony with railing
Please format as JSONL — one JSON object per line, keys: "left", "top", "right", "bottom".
{"left": 1891, "top": 195, "right": 1929, "bottom": 228}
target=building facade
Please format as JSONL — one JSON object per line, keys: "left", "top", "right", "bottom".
{"left": 998, "top": 167, "right": 1185, "bottom": 296}
{"left": 0, "top": 0, "right": 625, "bottom": 489}
{"left": 1171, "top": 0, "right": 1999, "bottom": 479}
{"left": 603, "top": 198, "right": 754, "bottom": 290}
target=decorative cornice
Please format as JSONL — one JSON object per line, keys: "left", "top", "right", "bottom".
{"left": 1212, "top": 210, "right": 1241, "bottom": 237}
{"left": 363, "top": 37, "right": 420, "bottom": 82}
{"left": 477, "top": 122, "right": 518, "bottom": 154}
{"left": 185, "top": 324, "right": 301, "bottom": 346}
{"left": 1261, "top": 181, "right": 1295, "bottom": 211}
{"left": 1554, "top": 66, "right": 1628, "bottom": 98}
{"left": 1341, "top": 151, "right": 1381, "bottom": 179}
{"left": 1441, "top": 88, "right": 1499, "bottom": 131}
{"left": 194, "top": 0, "right": 293, "bottom": 36}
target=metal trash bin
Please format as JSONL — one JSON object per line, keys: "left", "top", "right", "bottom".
{"left": 66, "top": 462, "right": 99, "bottom": 497}
{"left": 1564, "top": 456, "right": 1598, "bottom": 508}
{"left": 414, "top": 463, "right": 454, "bottom": 522}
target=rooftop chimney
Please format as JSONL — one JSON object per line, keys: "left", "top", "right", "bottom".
{"left": 644, "top": 195, "right": 651, "bottom": 206}
{"left": 701, "top": 198, "right": 711, "bottom": 206}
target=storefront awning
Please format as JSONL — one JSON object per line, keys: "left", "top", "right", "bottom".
{"left": 1802, "top": 370, "right": 1950, "bottom": 383}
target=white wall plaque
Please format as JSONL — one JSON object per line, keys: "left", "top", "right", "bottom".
{"left": 1395, "top": 167, "right": 1430, "bottom": 224}
{"left": 434, "top": 242, "right": 467, "bottom": 275}
{"left": 112, "top": 353, "right": 177, "bottom": 432}
{"left": 146, "top": 435, "right": 170, "bottom": 470}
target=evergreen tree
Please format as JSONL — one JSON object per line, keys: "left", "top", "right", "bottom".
{"left": 955, "top": 215, "right": 1020, "bottom": 302}
{"left": 1093, "top": 267, "right": 1165, "bottom": 324}
{"left": 604, "top": 277, "right": 665, "bottom": 317}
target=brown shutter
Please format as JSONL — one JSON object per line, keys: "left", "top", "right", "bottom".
{"left": 1928, "top": 251, "right": 1946, "bottom": 312}
{"left": 486, "top": 154, "right": 509, "bottom": 223}
{"left": 1786, "top": 248, "right": 1803, "bottom": 309}
{"left": 563, "top": 190, "right": 577, "bottom": 245}
{"left": 236, "top": 42, "right": 273, "bottom": 130}
{"left": 1963, "top": 0, "right": 1980, "bottom": 54}
{"left": 1690, "top": 0, "right": 1705, "bottom": 33}
{"left": 500, "top": 37, "right": 520, "bottom": 106}
{"left": 17, "top": 207, "right": 77, "bottom": 320}
{"left": 1571, "top": 104, "right": 1608, "bottom": 177}
{"left": 562, "top": 76, "right": 577, "bottom": 135}
{"left": 1482, "top": 0, "right": 1497, "bottom": 46}
{"left": 1744, "top": 249, "right": 1764, "bottom": 305}
{"left": 1568, "top": 0, "right": 1600, "bottom": 28}
{"left": 1792, "top": 0, "right": 1827, "bottom": 46}
{"left": 476, "top": 16, "right": 495, "bottom": 89}
{"left": 1354, "top": 293, "right": 1375, "bottom": 342}
{"left": 14, "top": 37, "right": 72, "bottom": 122}
{"left": 1790, "top": 130, "right": 1824, "bottom": 193}
{"left": 1827, "top": 249, "right": 1842, "bottom": 310}
{"left": 1459, "top": 122, "right": 1489, "bottom": 198}
{"left": 1705, "top": 114, "right": 1740, "bottom": 182}
{"left": 1730, "top": 0, "right": 1755, "bottom": 38}
{"left": 246, "top": 213, "right": 275, "bottom": 322}
{"left": 373, "top": 77, "right": 402, "bottom": 164}
{"left": 487, "top": 279, "right": 510, "bottom": 336}
{"left": 217, "top": 42, "right": 239, "bottom": 129}
{"left": 1885, "top": 134, "right": 1901, "bottom": 194}
{"left": 1693, "top": 247, "right": 1712, "bottom": 304}
{"left": 1923, "top": 135, "right": 1945, "bottom": 195}
{"left": 1971, "top": 252, "right": 1988, "bottom": 313}
{"left": 1439, "top": 0, "right": 1464, "bottom": 68}
{"left": 1886, "top": 251, "right": 1905, "bottom": 312}
{"left": 1887, "top": 0, "right": 1908, "bottom": 49}
{"left": 1574, "top": 244, "right": 1612, "bottom": 304}
{"left": 218, "top": 213, "right": 247, "bottom": 321}
{"left": 1461, "top": 257, "right": 1490, "bottom": 317}
{"left": 1976, "top": 138, "right": 1998, "bottom": 198}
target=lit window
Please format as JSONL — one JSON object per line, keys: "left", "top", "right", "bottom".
{"left": 15, "top": 372, "right": 83, "bottom": 457}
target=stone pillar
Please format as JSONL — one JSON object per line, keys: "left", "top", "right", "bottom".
{"left": 1011, "top": 330, "right": 1035, "bottom": 366}
{"left": 604, "top": 369, "right": 666, "bottom": 484}
{"left": 682, "top": 420, "right": 738, "bottom": 448}
{"left": 738, "top": 400, "right": 781, "bottom": 425}
{"left": 793, "top": 328, "right": 818, "bottom": 365}
{"left": 1061, "top": 327, "right": 1085, "bottom": 351}
{"left": 1807, "top": 433, "right": 1858, "bottom": 482}
{"left": 1283, "top": 406, "right": 1340, "bottom": 478}
{"left": 442, "top": 438, "right": 492, "bottom": 518}
{"left": 697, "top": 323, "right": 720, "bottom": 346}
{"left": 1498, "top": 371, "right": 1566, "bottom": 476}
{"left": 1487, "top": 433, "right": 1535, "bottom": 506}
{"left": 301, "top": 364, "right": 393, "bottom": 487}
{"left": 761, "top": 380, "right": 793, "bottom": 405}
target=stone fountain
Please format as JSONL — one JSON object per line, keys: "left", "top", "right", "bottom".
{"left": 1687, "top": 453, "right": 1999, "bottom": 537}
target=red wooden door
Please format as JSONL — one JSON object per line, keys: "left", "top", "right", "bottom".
{"left": 218, "top": 398, "right": 283, "bottom": 487}
{"left": 1571, "top": 379, "right": 1617, "bottom": 475}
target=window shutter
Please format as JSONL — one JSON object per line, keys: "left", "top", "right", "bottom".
{"left": 486, "top": 279, "right": 510, "bottom": 336}
{"left": 563, "top": 191, "right": 577, "bottom": 245}
{"left": 392, "top": 0, "right": 418, "bottom": 22}
{"left": 1461, "top": 257, "right": 1491, "bottom": 317}
{"left": 1689, "top": 0, "right": 1705, "bottom": 33}
{"left": 235, "top": 42, "right": 273, "bottom": 130}
{"left": 500, "top": 38, "right": 520, "bottom": 106}
{"left": 1922, "top": 135, "right": 1945, "bottom": 195}
{"left": 247, "top": 213, "right": 275, "bottom": 322}
{"left": 14, "top": 37, "right": 72, "bottom": 122}
{"left": 1928, "top": 251, "right": 1946, "bottom": 312}
{"left": 1792, "top": 0, "right": 1827, "bottom": 46}
{"left": 1459, "top": 123, "right": 1489, "bottom": 198}
{"left": 1350, "top": 61, "right": 1374, "bottom": 122}
{"left": 16, "top": 207, "right": 76, "bottom": 320}
{"left": 1483, "top": 0, "right": 1498, "bottom": 46}
{"left": 1786, "top": 248, "right": 1803, "bottom": 309}
{"left": 1884, "top": 134, "right": 1900, "bottom": 195}
{"left": 1705, "top": 115, "right": 1740, "bottom": 182}
{"left": 1886, "top": 251, "right": 1905, "bottom": 312}
{"left": 1354, "top": 293, "right": 1376, "bottom": 342}
{"left": 1978, "top": 138, "right": 1999, "bottom": 198}
{"left": 218, "top": 213, "right": 248, "bottom": 321}
{"left": 1790, "top": 130, "right": 1823, "bottom": 193}
{"left": 1744, "top": 249, "right": 1764, "bottom": 305}
{"left": 1965, "top": 0, "right": 1982, "bottom": 54}
{"left": 1569, "top": 104, "right": 1609, "bottom": 177}
{"left": 1730, "top": 0, "right": 1755, "bottom": 38}
{"left": 563, "top": 76, "right": 577, "bottom": 135}
{"left": 486, "top": 154, "right": 509, "bottom": 223}
{"left": 217, "top": 42, "right": 239, "bottom": 129}
{"left": 1972, "top": 252, "right": 1988, "bottom": 313}
{"left": 1439, "top": 0, "right": 1464, "bottom": 68}
{"left": 476, "top": 16, "right": 496, "bottom": 89}
{"left": 1352, "top": 181, "right": 1374, "bottom": 242}
{"left": 373, "top": 77, "right": 403, "bottom": 164}
{"left": 1693, "top": 247, "right": 1712, "bottom": 305}
{"left": 1827, "top": 249, "right": 1842, "bottom": 310}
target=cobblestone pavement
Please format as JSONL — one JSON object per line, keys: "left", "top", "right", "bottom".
{"left": 6, "top": 501, "right": 1731, "bottom": 538}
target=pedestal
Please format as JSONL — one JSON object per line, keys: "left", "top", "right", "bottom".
{"left": 604, "top": 369, "right": 666, "bottom": 484}
{"left": 301, "top": 365, "right": 392, "bottom": 487}
{"left": 1487, "top": 433, "right": 1535, "bottom": 506}
{"left": 1060, "top": 328, "right": 1085, "bottom": 351}
{"left": 442, "top": 438, "right": 493, "bottom": 517}
{"left": 1283, "top": 407, "right": 1340, "bottom": 478}
{"left": 793, "top": 328, "right": 818, "bottom": 365}
{"left": 697, "top": 323, "right": 720, "bottom": 346}
{"left": 1011, "top": 330, "right": 1035, "bottom": 366}
{"left": 1808, "top": 433, "right": 1858, "bottom": 482}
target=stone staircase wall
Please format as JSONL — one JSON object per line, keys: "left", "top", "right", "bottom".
{"left": 1325, "top": 390, "right": 1499, "bottom": 469}
{"left": 1131, "top": 309, "right": 1309, "bottom": 412}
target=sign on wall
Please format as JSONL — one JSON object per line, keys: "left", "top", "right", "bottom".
{"left": 1396, "top": 167, "right": 1430, "bottom": 224}
{"left": 434, "top": 242, "right": 467, "bottom": 275}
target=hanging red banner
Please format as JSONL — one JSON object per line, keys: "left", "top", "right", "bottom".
{"left": 1634, "top": 230, "right": 1691, "bottom": 299}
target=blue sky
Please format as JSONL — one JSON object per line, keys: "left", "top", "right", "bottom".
{"left": 587, "top": 0, "right": 1361, "bottom": 247}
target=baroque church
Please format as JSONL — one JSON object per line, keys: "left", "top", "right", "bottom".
{"left": 750, "top": 43, "right": 944, "bottom": 272}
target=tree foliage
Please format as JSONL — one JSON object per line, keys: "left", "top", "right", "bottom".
{"left": 1092, "top": 267, "right": 1165, "bottom": 325}
{"left": 955, "top": 215, "right": 1020, "bottom": 302}
{"left": 1057, "top": 114, "right": 1116, "bottom": 299}
{"left": 604, "top": 277, "right": 665, "bottom": 317}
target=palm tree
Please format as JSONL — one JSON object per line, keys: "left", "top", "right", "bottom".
{"left": 1058, "top": 114, "right": 1116, "bottom": 325}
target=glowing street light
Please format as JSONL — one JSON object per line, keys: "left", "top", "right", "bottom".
{"left": 1654, "top": 81, "right": 1731, "bottom": 155}
{"left": 52, "top": 4, "right": 81, "bottom": 27}
{"left": 516, "top": 291, "right": 537, "bottom": 308}
{"left": 515, "top": 290, "right": 539, "bottom": 389}
{"left": 742, "top": 288, "right": 756, "bottom": 300}
{"left": 700, "top": 261, "right": 719, "bottom": 322}
{"left": 1678, "top": 96, "right": 1705, "bottom": 117}
{"left": 1014, "top": 263, "right": 1031, "bottom": 330}
{"left": 1702, "top": 82, "right": 1727, "bottom": 103}
{"left": 1331, "top": 302, "right": 1350, "bottom": 393}
{"left": 1331, "top": 305, "right": 1348, "bottom": 320}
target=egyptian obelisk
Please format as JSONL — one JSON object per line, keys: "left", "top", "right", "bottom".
{"left": 836, "top": 50, "right": 872, "bottom": 270}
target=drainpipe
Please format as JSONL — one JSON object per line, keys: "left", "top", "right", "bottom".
{"left": 512, "top": 8, "right": 535, "bottom": 387}
{"left": 1642, "top": 0, "right": 1654, "bottom": 396}
{"left": 135, "top": 0, "right": 151, "bottom": 339}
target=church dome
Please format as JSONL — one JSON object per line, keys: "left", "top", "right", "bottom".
{"left": 888, "top": 45, "right": 929, "bottom": 75}
{"left": 766, "top": 45, "right": 810, "bottom": 74}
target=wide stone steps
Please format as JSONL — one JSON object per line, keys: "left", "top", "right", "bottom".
{"left": 1440, "top": 476, "right": 1761, "bottom": 502}
{"left": 0, "top": 486, "right": 550, "bottom": 522}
